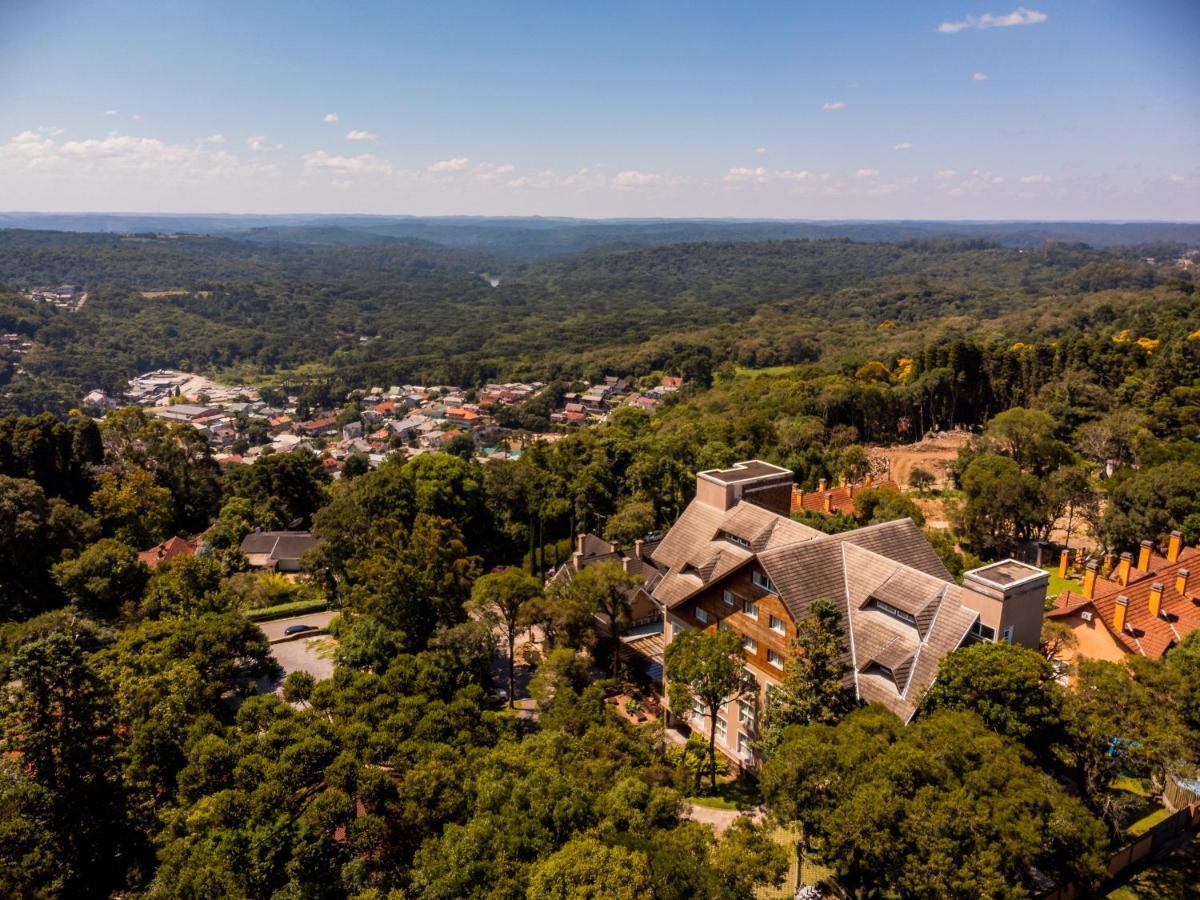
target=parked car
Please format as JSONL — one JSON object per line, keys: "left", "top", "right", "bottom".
{"left": 284, "top": 623, "right": 317, "bottom": 636}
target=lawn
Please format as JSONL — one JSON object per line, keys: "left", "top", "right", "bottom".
{"left": 685, "top": 773, "right": 763, "bottom": 811}
{"left": 1043, "top": 566, "right": 1083, "bottom": 598}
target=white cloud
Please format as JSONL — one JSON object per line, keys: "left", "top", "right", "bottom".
{"left": 103, "top": 109, "right": 118, "bottom": 116}
{"left": 755, "top": 146, "right": 767, "bottom": 155}
{"left": 345, "top": 130, "right": 377, "bottom": 141}
{"left": 822, "top": 101, "right": 846, "bottom": 110}
{"left": 302, "top": 150, "right": 393, "bottom": 175}
{"left": 936, "top": 169, "right": 957, "bottom": 179}
{"left": 893, "top": 142, "right": 914, "bottom": 151}
{"left": 723, "top": 167, "right": 812, "bottom": 185}
{"left": 1020, "top": 174, "right": 1051, "bottom": 183}
{"left": 938, "top": 7, "right": 1047, "bottom": 33}
{"left": 856, "top": 168, "right": 879, "bottom": 178}
{"left": 131, "top": 113, "right": 143, "bottom": 122}
{"left": 332, "top": 179, "right": 354, "bottom": 190}
{"left": 428, "top": 157, "right": 470, "bottom": 173}
{"left": 973, "top": 72, "right": 989, "bottom": 81}
{"left": 1169, "top": 174, "right": 1187, "bottom": 183}
{"left": 246, "top": 135, "right": 281, "bottom": 152}
{"left": 0, "top": 129, "right": 267, "bottom": 180}
{"left": 204, "top": 134, "right": 225, "bottom": 144}
{"left": 613, "top": 170, "right": 662, "bottom": 187}
{"left": 323, "top": 113, "right": 339, "bottom": 122}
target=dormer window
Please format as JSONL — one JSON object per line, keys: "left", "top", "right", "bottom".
{"left": 752, "top": 570, "right": 777, "bottom": 595}
{"left": 874, "top": 599, "right": 916, "bottom": 626}
{"left": 721, "top": 531, "right": 751, "bottom": 549}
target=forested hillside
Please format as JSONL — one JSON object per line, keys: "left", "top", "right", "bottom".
{"left": 0, "top": 227, "right": 1188, "bottom": 416}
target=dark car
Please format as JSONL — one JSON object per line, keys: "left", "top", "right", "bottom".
{"left": 283, "top": 624, "right": 318, "bottom": 636}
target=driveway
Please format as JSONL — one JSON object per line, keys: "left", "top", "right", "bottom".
{"left": 258, "top": 610, "right": 338, "bottom": 643}
{"left": 254, "top": 611, "right": 338, "bottom": 694}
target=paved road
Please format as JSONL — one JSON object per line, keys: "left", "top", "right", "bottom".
{"left": 257, "top": 610, "right": 338, "bottom": 643}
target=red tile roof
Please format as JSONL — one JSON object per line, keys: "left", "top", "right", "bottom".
{"left": 791, "top": 480, "right": 900, "bottom": 516}
{"left": 1049, "top": 546, "right": 1200, "bottom": 657}
{"left": 138, "top": 535, "right": 200, "bottom": 568}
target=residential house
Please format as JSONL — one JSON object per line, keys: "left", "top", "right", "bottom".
{"left": 653, "top": 460, "right": 1046, "bottom": 766}
{"left": 792, "top": 475, "right": 901, "bottom": 516}
{"left": 297, "top": 416, "right": 338, "bottom": 436}
{"left": 155, "top": 404, "right": 219, "bottom": 424}
{"left": 342, "top": 421, "right": 364, "bottom": 441}
{"left": 240, "top": 531, "right": 322, "bottom": 573}
{"left": 1046, "top": 532, "right": 1200, "bottom": 663}
{"left": 549, "top": 532, "right": 665, "bottom": 623}
{"left": 138, "top": 535, "right": 202, "bottom": 569}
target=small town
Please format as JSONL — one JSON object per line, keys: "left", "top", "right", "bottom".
{"left": 80, "top": 368, "right": 685, "bottom": 472}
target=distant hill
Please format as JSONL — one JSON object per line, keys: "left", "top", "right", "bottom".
{"left": 0, "top": 213, "right": 1197, "bottom": 261}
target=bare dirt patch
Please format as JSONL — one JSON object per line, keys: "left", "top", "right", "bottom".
{"left": 867, "top": 430, "right": 973, "bottom": 490}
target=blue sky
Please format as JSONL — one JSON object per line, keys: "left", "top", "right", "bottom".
{"left": 0, "top": 1, "right": 1196, "bottom": 218}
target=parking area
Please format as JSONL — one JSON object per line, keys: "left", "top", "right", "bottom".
{"left": 255, "top": 611, "right": 339, "bottom": 693}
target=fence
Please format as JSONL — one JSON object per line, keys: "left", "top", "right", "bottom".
{"left": 1039, "top": 803, "right": 1200, "bottom": 900}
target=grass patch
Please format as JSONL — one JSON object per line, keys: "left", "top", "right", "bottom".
{"left": 1112, "top": 776, "right": 1151, "bottom": 797}
{"left": 1043, "top": 566, "right": 1083, "bottom": 598}
{"left": 734, "top": 365, "right": 799, "bottom": 377}
{"left": 686, "top": 773, "right": 764, "bottom": 811}
{"left": 246, "top": 599, "right": 330, "bottom": 622}
{"left": 1127, "top": 806, "right": 1172, "bottom": 837}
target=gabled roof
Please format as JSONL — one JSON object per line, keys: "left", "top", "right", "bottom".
{"left": 653, "top": 487, "right": 973, "bottom": 722}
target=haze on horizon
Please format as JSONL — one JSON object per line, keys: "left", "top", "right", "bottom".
{"left": 0, "top": 0, "right": 1197, "bottom": 220}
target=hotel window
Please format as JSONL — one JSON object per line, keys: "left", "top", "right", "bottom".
{"left": 743, "top": 668, "right": 758, "bottom": 689}
{"left": 718, "top": 619, "right": 731, "bottom": 632}
{"left": 969, "top": 620, "right": 996, "bottom": 642}
{"left": 769, "top": 614, "right": 786, "bottom": 636}
{"left": 695, "top": 607, "right": 709, "bottom": 625}
{"left": 743, "top": 599, "right": 759, "bottom": 620}
{"left": 691, "top": 698, "right": 706, "bottom": 721}
{"left": 1001, "top": 625, "right": 1014, "bottom": 644}
{"left": 723, "top": 589, "right": 736, "bottom": 607}
{"left": 737, "top": 731, "right": 752, "bottom": 758}
{"left": 715, "top": 715, "right": 728, "bottom": 742}
{"left": 875, "top": 599, "right": 916, "bottom": 625}
{"left": 767, "top": 649, "right": 784, "bottom": 669}
{"left": 752, "top": 570, "right": 777, "bottom": 594}
{"left": 738, "top": 699, "right": 756, "bottom": 728}
{"left": 743, "top": 635, "right": 758, "bottom": 654}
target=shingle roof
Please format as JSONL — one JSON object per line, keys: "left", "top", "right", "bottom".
{"left": 653, "top": 489, "right": 973, "bottom": 722}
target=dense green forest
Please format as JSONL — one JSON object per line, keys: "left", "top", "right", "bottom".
{"left": 2, "top": 227, "right": 1200, "bottom": 896}
{"left": 0, "top": 226, "right": 1189, "bottom": 416}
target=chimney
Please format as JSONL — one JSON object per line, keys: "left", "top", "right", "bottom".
{"left": 1082, "top": 562, "right": 1098, "bottom": 599}
{"left": 634, "top": 538, "right": 644, "bottom": 560}
{"left": 823, "top": 493, "right": 833, "bottom": 514}
{"left": 1168, "top": 530, "right": 1183, "bottom": 563}
{"left": 1058, "top": 549, "right": 1070, "bottom": 579}
{"left": 848, "top": 483, "right": 855, "bottom": 499}
{"left": 1102, "top": 553, "right": 1114, "bottom": 577}
{"left": 1177, "top": 568, "right": 1191, "bottom": 598}
{"left": 1113, "top": 595, "right": 1130, "bottom": 633}
{"left": 1117, "top": 552, "right": 1132, "bottom": 586}
{"left": 865, "top": 473, "right": 873, "bottom": 488}
{"left": 818, "top": 477, "right": 827, "bottom": 492}
{"left": 622, "top": 556, "right": 632, "bottom": 574}
{"left": 577, "top": 534, "right": 587, "bottom": 557}
{"left": 1149, "top": 582, "right": 1164, "bottom": 618}
{"left": 1137, "top": 540, "right": 1154, "bottom": 572}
